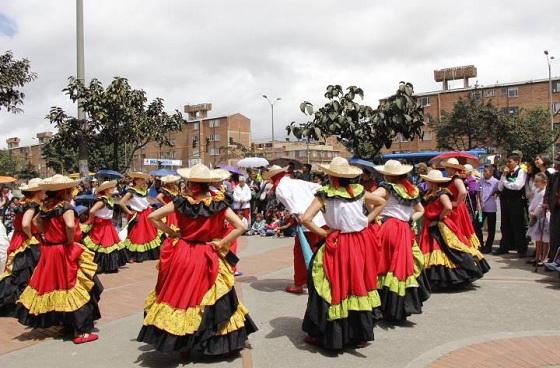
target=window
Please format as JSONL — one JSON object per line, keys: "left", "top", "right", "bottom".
{"left": 208, "top": 148, "right": 220, "bottom": 156}
{"left": 422, "top": 130, "right": 432, "bottom": 141}
{"left": 501, "top": 106, "right": 519, "bottom": 114}
{"left": 483, "top": 89, "right": 495, "bottom": 97}
{"left": 208, "top": 134, "right": 220, "bottom": 142}
{"left": 192, "top": 122, "right": 199, "bottom": 130}
{"left": 554, "top": 102, "right": 560, "bottom": 114}
{"left": 192, "top": 137, "right": 198, "bottom": 148}
{"left": 418, "top": 96, "right": 431, "bottom": 107}
{"left": 208, "top": 119, "right": 220, "bottom": 128}
{"left": 502, "top": 87, "right": 518, "bottom": 97}
{"left": 553, "top": 81, "right": 560, "bottom": 93}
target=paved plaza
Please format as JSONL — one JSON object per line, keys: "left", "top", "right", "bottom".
{"left": 1, "top": 235, "right": 560, "bottom": 368}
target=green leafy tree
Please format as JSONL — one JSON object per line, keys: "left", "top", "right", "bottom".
{"left": 0, "top": 51, "right": 37, "bottom": 113}
{"left": 0, "top": 150, "right": 16, "bottom": 175}
{"left": 44, "top": 77, "right": 185, "bottom": 172}
{"left": 16, "top": 162, "right": 40, "bottom": 180}
{"left": 286, "top": 83, "right": 424, "bottom": 159}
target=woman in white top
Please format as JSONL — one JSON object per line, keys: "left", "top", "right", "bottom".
{"left": 528, "top": 172, "right": 550, "bottom": 267}
{"left": 119, "top": 172, "right": 161, "bottom": 262}
{"left": 301, "top": 157, "right": 385, "bottom": 351}
{"left": 372, "top": 160, "right": 430, "bottom": 322}
{"left": 83, "top": 180, "right": 128, "bottom": 273}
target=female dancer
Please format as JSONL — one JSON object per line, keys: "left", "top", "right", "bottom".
{"left": 419, "top": 170, "right": 487, "bottom": 290}
{"left": 15, "top": 175, "right": 103, "bottom": 344}
{"left": 442, "top": 158, "right": 482, "bottom": 250}
{"left": 82, "top": 180, "right": 128, "bottom": 273}
{"left": 0, "top": 178, "right": 42, "bottom": 315}
{"left": 301, "top": 157, "right": 385, "bottom": 350}
{"left": 137, "top": 164, "right": 257, "bottom": 357}
{"left": 119, "top": 172, "right": 161, "bottom": 262}
{"left": 156, "top": 175, "right": 181, "bottom": 231}
{"left": 372, "top": 160, "right": 430, "bottom": 322}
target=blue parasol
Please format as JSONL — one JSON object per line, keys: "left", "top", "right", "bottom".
{"left": 74, "top": 194, "right": 97, "bottom": 205}
{"left": 348, "top": 157, "right": 376, "bottom": 171}
{"left": 96, "top": 169, "right": 123, "bottom": 179}
{"left": 218, "top": 164, "right": 242, "bottom": 175}
{"left": 149, "top": 168, "right": 177, "bottom": 177}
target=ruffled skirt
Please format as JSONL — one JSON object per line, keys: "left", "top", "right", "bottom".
{"left": 122, "top": 208, "right": 161, "bottom": 262}
{"left": 83, "top": 218, "right": 128, "bottom": 273}
{"left": 137, "top": 237, "right": 257, "bottom": 355}
{"left": 302, "top": 228, "right": 381, "bottom": 350}
{"left": 15, "top": 242, "right": 103, "bottom": 335}
{"left": 448, "top": 203, "right": 481, "bottom": 249}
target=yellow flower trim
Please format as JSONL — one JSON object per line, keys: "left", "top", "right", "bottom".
{"left": 123, "top": 234, "right": 162, "bottom": 253}
{"left": 438, "top": 223, "right": 484, "bottom": 261}
{"left": 17, "top": 246, "right": 97, "bottom": 314}
{"left": 0, "top": 237, "right": 40, "bottom": 281}
{"left": 80, "top": 223, "right": 92, "bottom": 234}
{"left": 143, "top": 257, "right": 243, "bottom": 336}
{"left": 311, "top": 245, "right": 381, "bottom": 321}
{"left": 377, "top": 272, "right": 419, "bottom": 297}
{"left": 82, "top": 236, "right": 125, "bottom": 254}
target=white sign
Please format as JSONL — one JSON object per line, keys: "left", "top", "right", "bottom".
{"left": 143, "top": 158, "right": 183, "bottom": 166}
{"left": 188, "top": 158, "right": 201, "bottom": 167}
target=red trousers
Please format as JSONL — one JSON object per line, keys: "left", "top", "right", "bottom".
{"left": 293, "top": 231, "right": 323, "bottom": 287}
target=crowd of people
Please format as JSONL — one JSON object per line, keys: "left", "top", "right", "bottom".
{"left": 0, "top": 149, "right": 554, "bottom": 359}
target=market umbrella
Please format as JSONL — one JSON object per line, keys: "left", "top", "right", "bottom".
{"left": 237, "top": 157, "right": 269, "bottom": 168}
{"left": 429, "top": 151, "right": 480, "bottom": 168}
{"left": 149, "top": 168, "right": 177, "bottom": 177}
{"left": 96, "top": 169, "right": 123, "bottom": 179}
{"left": 0, "top": 176, "right": 16, "bottom": 184}
{"left": 74, "top": 194, "right": 97, "bottom": 206}
{"left": 218, "top": 164, "right": 242, "bottom": 175}
{"left": 269, "top": 158, "right": 303, "bottom": 169}
{"left": 348, "top": 157, "right": 376, "bottom": 172}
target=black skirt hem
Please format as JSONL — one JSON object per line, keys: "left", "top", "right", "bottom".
{"left": 424, "top": 264, "right": 482, "bottom": 291}
{"left": 128, "top": 247, "right": 160, "bottom": 263}
{"left": 94, "top": 249, "right": 128, "bottom": 273}
{"left": 0, "top": 245, "right": 40, "bottom": 315}
{"left": 378, "top": 272, "right": 430, "bottom": 322}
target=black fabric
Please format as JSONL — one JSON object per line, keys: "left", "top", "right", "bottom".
{"left": 39, "top": 202, "right": 75, "bottom": 220}
{"left": 475, "top": 212, "right": 497, "bottom": 251}
{"left": 378, "top": 272, "right": 430, "bottom": 323}
{"left": 13, "top": 201, "right": 40, "bottom": 215}
{"left": 15, "top": 276, "right": 103, "bottom": 335}
{"left": 548, "top": 208, "right": 560, "bottom": 260}
{"left": 379, "top": 181, "right": 420, "bottom": 205}
{"left": 421, "top": 189, "right": 452, "bottom": 206}
{"left": 173, "top": 193, "right": 233, "bottom": 219}
{"left": 0, "top": 245, "right": 40, "bottom": 316}
{"left": 97, "top": 196, "right": 114, "bottom": 210}
{"left": 127, "top": 247, "right": 160, "bottom": 263}
{"left": 498, "top": 196, "right": 528, "bottom": 254}
{"left": 93, "top": 249, "right": 128, "bottom": 273}
{"left": 137, "top": 288, "right": 257, "bottom": 355}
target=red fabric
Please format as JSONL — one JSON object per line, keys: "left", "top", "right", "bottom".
{"left": 321, "top": 227, "right": 379, "bottom": 306}
{"left": 6, "top": 231, "right": 28, "bottom": 257}
{"left": 163, "top": 195, "right": 179, "bottom": 228}
{"left": 88, "top": 218, "right": 120, "bottom": 247}
{"left": 42, "top": 208, "right": 82, "bottom": 245}
{"left": 447, "top": 180, "right": 477, "bottom": 245}
{"left": 225, "top": 221, "right": 238, "bottom": 272}
{"left": 293, "top": 231, "right": 323, "bottom": 287}
{"left": 154, "top": 208, "right": 229, "bottom": 309}
{"left": 377, "top": 218, "right": 415, "bottom": 281}
{"left": 398, "top": 177, "right": 417, "bottom": 197}
{"left": 270, "top": 172, "right": 288, "bottom": 192}
{"left": 128, "top": 207, "right": 158, "bottom": 244}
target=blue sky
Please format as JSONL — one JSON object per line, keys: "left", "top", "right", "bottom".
{"left": 0, "top": 13, "right": 16, "bottom": 37}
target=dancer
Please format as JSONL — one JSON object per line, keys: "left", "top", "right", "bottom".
{"left": 372, "top": 160, "right": 430, "bottom": 322}
{"left": 156, "top": 175, "right": 181, "bottom": 231}
{"left": 119, "top": 172, "right": 161, "bottom": 262}
{"left": 301, "top": 157, "right": 385, "bottom": 350}
{"left": 442, "top": 158, "right": 482, "bottom": 250}
{"left": 82, "top": 180, "right": 128, "bottom": 273}
{"left": 137, "top": 164, "right": 257, "bottom": 357}
{"left": 0, "top": 178, "right": 42, "bottom": 316}
{"left": 15, "top": 175, "right": 103, "bottom": 344}
{"left": 419, "top": 170, "right": 488, "bottom": 290}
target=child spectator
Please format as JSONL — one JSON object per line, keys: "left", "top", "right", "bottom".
{"left": 528, "top": 172, "right": 549, "bottom": 266}
{"left": 237, "top": 210, "right": 248, "bottom": 233}
{"left": 248, "top": 213, "right": 266, "bottom": 235}
{"left": 276, "top": 209, "right": 296, "bottom": 237}
{"left": 262, "top": 215, "right": 280, "bottom": 237}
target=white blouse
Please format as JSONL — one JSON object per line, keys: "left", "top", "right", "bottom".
{"left": 380, "top": 194, "right": 413, "bottom": 222}
{"left": 95, "top": 205, "right": 113, "bottom": 220}
{"left": 128, "top": 194, "right": 149, "bottom": 212}
{"left": 323, "top": 197, "right": 368, "bottom": 233}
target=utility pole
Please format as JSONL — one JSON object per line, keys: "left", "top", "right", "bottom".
{"left": 262, "top": 95, "right": 281, "bottom": 147}
{"left": 545, "top": 50, "right": 556, "bottom": 158}
{"left": 76, "top": 0, "right": 89, "bottom": 177}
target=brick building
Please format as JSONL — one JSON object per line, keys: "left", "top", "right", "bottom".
{"left": 6, "top": 132, "right": 54, "bottom": 177}
{"left": 383, "top": 67, "right": 560, "bottom": 153}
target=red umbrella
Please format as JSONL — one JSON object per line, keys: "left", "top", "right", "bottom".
{"left": 429, "top": 152, "right": 480, "bottom": 168}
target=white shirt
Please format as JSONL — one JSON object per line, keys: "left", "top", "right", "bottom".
{"left": 498, "top": 166, "right": 527, "bottom": 191}
{"left": 95, "top": 205, "right": 113, "bottom": 220}
{"left": 323, "top": 197, "right": 368, "bottom": 233}
{"left": 275, "top": 176, "right": 326, "bottom": 229}
{"left": 380, "top": 195, "right": 414, "bottom": 222}
{"left": 128, "top": 194, "right": 150, "bottom": 212}
{"left": 233, "top": 184, "right": 252, "bottom": 209}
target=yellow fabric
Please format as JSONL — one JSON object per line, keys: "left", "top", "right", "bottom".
{"left": 123, "top": 234, "right": 162, "bottom": 253}
{"left": 80, "top": 223, "right": 92, "bottom": 234}
{"left": 468, "top": 234, "right": 481, "bottom": 250}
{"left": 17, "top": 246, "right": 97, "bottom": 314}
{"left": 0, "top": 237, "right": 39, "bottom": 280}
{"left": 82, "top": 236, "right": 125, "bottom": 254}
{"left": 411, "top": 241, "right": 425, "bottom": 277}
{"left": 424, "top": 250, "right": 457, "bottom": 269}
{"left": 317, "top": 184, "right": 365, "bottom": 199}
{"left": 438, "top": 223, "right": 484, "bottom": 261}
{"left": 185, "top": 190, "right": 225, "bottom": 207}
{"left": 377, "top": 272, "right": 419, "bottom": 297}
{"left": 311, "top": 245, "right": 381, "bottom": 321}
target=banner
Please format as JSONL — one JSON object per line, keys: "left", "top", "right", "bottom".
{"left": 143, "top": 158, "right": 182, "bottom": 166}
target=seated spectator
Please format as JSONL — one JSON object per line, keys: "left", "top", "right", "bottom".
{"left": 248, "top": 213, "right": 266, "bottom": 235}
{"left": 276, "top": 209, "right": 296, "bottom": 237}
{"left": 237, "top": 210, "right": 248, "bottom": 232}
{"left": 262, "top": 215, "right": 280, "bottom": 237}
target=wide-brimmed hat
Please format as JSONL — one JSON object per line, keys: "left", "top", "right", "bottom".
{"left": 442, "top": 158, "right": 465, "bottom": 170}
{"left": 128, "top": 171, "right": 151, "bottom": 180}
{"left": 213, "top": 169, "right": 231, "bottom": 181}
{"left": 374, "top": 159, "right": 413, "bottom": 176}
{"left": 97, "top": 180, "right": 117, "bottom": 193}
{"left": 319, "top": 157, "right": 363, "bottom": 178}
{"left": 39, "top": 174, "right": 79, "bottom": 191}
{"left": 262, "top": 165, "right": 288, "bottom": 180}
{"left": 159, "top": 175, "right": 180, "bottom": 184}
{"left": 177, "top": 164, "right": 223, "bottom": 183}
{"left": 420, "top": 170, "right": 451, "bottom": 183}
{"left": 19, "top": 178, "right": 43, "bottom": 192}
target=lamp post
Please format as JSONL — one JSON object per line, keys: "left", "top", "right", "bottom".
{"left": 545, "top": 50, "right": 555, "bottom": 157}
{"left": 76, "top": 0, "right": 89, "bottom": 178}
{"left": 262, "top": 95, "right": 281, "bottom": 150}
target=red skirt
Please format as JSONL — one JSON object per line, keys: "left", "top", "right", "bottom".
{"left": 83, "top": 218, "right": 127, "bottom": 273}
{"left": 447, "top": 202, "right": 480, "bottom": 248}
{"left": 166, "top": 212, "right": 179, "bottom": 230}
{"left": 124, "top": 208, "right": 161, "bottom": 262}
{"left": 137, "top": 237, "right": 257, "bottom": 354}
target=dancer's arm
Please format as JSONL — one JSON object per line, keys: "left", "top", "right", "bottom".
{"left": 155, "top": 193, "right": 166, "bottom": 206}
{"left": 364, "top": 191, "right": 386, "bottom": 223}
{"left": 451, "top": 178, "right": 467, "bottom": 208}
{"left": 21, "top": 208, "right": 35, "bottom": 239}
{"left": 87, "top": 201, "right": 104, "bottom": 224}
{"left": 148, "top": 202, "right": 179, "bottom": 237}
{"left": 209, "top": 208, "right": 247, "bottom": 252}
{"left": 411, "top": 202, "right": 424, "bottom": 222}
{"left": 62, "top": 210, "right": 76, "bottom": 245}
{"left": 301, "top": 197, "right": 330, "bottom": 238}
{"left": 439, "top": 194, "right": 452, "bottom": 220}
{"left": 119, "top": 192, "right": 134, "bottom": 216}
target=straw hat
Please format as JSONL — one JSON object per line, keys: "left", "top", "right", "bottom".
{"left": 97, "top": 180, "right": 117, "bottom": 193}
{"left": 262, "top": 165, "right": 288, "bottom": 180}
{"left": 420, "top": 170, "right": 451, "bottom": 183}
{"left": 442, "top": 158, "right": 465, "bottom": 170}
{"left": 319, "top": 157, "right": 363, "bottom": 178}
{"left": 39, "top": 174, "right": 79, "bottom": 191}
{"left": 213, "top": 169, "right": 231, "bottom": 181}
{"left": 374, "top": 159, "right": 413, "bottom": 176}
{"left": 0, "top": 176, "right": 16, "bottom": 184}
{"left": 128, "top": 171, "right": 151, "bottom": 180}
{"left": 159, "top": 175, "right": 180, "bottom": 184}
{"left": 19, "top": 178, "right": 43, "bottom": 192}
{"left": 177, "top": 164, "right": 222, "bottom": 183}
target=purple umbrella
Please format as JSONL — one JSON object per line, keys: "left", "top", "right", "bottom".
{"left": 218, "top": 164, "right": 242, "bottom": 175}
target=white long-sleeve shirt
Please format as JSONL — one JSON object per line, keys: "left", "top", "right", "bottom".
{"left": 498, "top": 166, "right": 527, "bottom": 191}
{"left": 275, "top": 176, "right": 327, "bottom": 229}
{"left": 233, "top": 184, "right": 252, "bottom": 209}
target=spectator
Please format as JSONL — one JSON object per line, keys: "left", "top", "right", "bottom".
{"left": 248, "top": 213, "right": 266, "bottom": 235}
{"left": 414, "top": 163, "right": 429, "bottom": 194}
{"left": 544, "top": 155, "right": 560, "bottom": 266}
{"left": 233, "top": 176, "right": 252, "bottom": 223}
{"left": 299, "top": 164, "right": 313, "bottom": 182}
{"left": 528, "top": 172, "right": 549, "bottom": 267}
{"left": 276, "top": 209, "right": 296, "bottom": 237}
{"left": 262, "top": 215, "right": 280, "bottom": 236}
{"left": 237, "top": 210, "right": 248, "bottom": 232}
{"left": 312, "top": 172, "right": 325, "bottom": 185}
{"left": 477, "top": 164, "right": 499, "bottom": 254}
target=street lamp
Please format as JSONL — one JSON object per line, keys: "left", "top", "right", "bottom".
{"left": 262, "top": 95, "right": 281, "bottom": 146}
{"left": 545, "top": 50, "right": 556, "bottom": 157}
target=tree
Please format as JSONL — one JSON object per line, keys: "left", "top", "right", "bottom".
{"left": 0, "top": 150, "right": 16, "bottom": 175}
{"left": 44, "top": 77, "right": 185, "bottom": 172}
{"left": 16, "top": 162, "right": 40, "bottom": 180}
{"left": 286, "top": 83, "right": 424, "bottom": 159}
{"left": 0, "top": 51, "right": 37, "bottom": 113}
